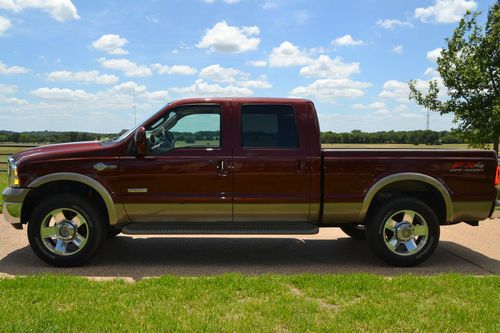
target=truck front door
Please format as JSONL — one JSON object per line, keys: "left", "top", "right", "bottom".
{"left": 119, "top": 102, "right": 233, "bottom": 223}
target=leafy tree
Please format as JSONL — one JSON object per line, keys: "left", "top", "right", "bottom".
{"left": 409, "top": 2, "right": 499, "bottom": 153}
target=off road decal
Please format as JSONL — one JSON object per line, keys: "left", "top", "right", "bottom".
{"left": 450, "top": 161, "right": 485, "bottom": 173}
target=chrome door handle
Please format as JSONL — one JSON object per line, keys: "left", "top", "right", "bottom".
{"left": 94, "top": 163, "right": 117, "bottom": 171}
{"left": 217, "top": 160, "right": 229, "bottom": 176}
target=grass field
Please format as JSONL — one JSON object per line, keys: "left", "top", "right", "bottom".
{"left": 0, "top": 274, "right": 498, "bottom": 332}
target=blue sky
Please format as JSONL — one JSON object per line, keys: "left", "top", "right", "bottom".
{"left": 0, "top": 0, "right": 495, "bottom": 133}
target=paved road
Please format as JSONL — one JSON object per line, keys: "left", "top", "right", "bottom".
{"left": 0, "top": 216, "right": 498, "bottom": 280}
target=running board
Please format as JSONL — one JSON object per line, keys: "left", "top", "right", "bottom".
{"left": 121, "top": 222, "right": 319, "bottom": 235}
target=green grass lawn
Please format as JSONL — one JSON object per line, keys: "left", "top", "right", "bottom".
{"left": 0, "top": 274, "right": 498, "bottom": 332}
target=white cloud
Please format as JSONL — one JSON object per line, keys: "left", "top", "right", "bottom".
{"left": 376, "top": 19, "right": 413, "bottom": 29}
{"left": 196, "top": 21, "right": 260, "bottom": 53}
{"left": 110, "top": 81, "right": 147, "bottom": 94}
{"left": 247, "top": 60, "right": 267, "bottom": 67}
{"left": 261, "top": 1, "right": 278, "bottom": 9}
{"left": 92, "top": 34, "right": 128, "bottom": 55}
{"left": 151, "top": 63, "right": 197, "bottom": 76}
{"left": 199, "top": 64, "right": 271, "bottom": 88}
{"left": 99, "top": 58, "right": 152, "bottom": 77}
{"left": 332, "top": 34, "right": 364, "bottom": 46}
{"left": 299, "top": 55, "right": 360, "bottom": 79}
{"left": 0, "top": 83, "right": 17, "bottom": 94}
{"left": 170, "top": 79, "right": 253, "bottom": 97}
{"left": 423, "top": 67, "right": 439, "bottom": 77}
{"left": 0, "top": 15, "right": 11, "bottom": 35}
{"left": 427, "top": 48, "right": 443, "bottom": 62}
{"left": 378, "top": 80, "right": 410, "bottom": 102}
{"left": 46, "top": 70, "right": 119, "bottom": 84}
{"left": 30, "top": 87, "right": 92, "bottom": 101}
{"left": 351, "top": 102, "right": 387, "bottom": 110}
{"left": 0, "top": 0, "right": 80, "bottom": 21}
{"left": 290, "top": 78, "right": 372, "bottom": 103}
{"left": 0, "top": 60, "right": 30, "bottom": 74}
{"left": 268, "top": 41, "right": 312, "bottom": 67}
{"left": 378, "top": 78, "right": 446, "bottom": 103}
{"left": 392, "top": 45, "right": 403, "bottom": 54}
{"left": 375, "top": 109, "right": 390, "bottom": 115}
{"left": 4, "top": 96, "right": 27, "bottom": 105}
{"left": 415, "top": 0, "right": 477, "bottom": 23}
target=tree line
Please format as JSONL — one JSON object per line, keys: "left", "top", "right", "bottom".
{"left": 0, "top": 129, "right": 465, "bottom": 145}
{"left": 0, "top": 130, "right": 115, "bottom": 144}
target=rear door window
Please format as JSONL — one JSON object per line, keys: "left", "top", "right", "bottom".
{"left": 241, "top": 105, "right": 298, "bottom": 148}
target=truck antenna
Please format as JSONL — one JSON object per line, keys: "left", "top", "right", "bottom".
{"left": 133, "top": 88, "right": 136, "bottom": 126}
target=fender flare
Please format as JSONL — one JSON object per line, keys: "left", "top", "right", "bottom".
{"left": 359, "top": 172, "right": 453, "bottom": 223}
{"left": 28, "top": 172, "right": 118, "bottom": 225}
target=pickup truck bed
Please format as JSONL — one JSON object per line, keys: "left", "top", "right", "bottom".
{"left": 322, "top": 149, "right": 497, "bottom": 225}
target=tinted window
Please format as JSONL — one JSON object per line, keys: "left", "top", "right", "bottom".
{"left": 241, "top": 105, "right": 298, "bottom": 148}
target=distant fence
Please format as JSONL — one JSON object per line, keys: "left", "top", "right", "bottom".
{"left": 0, "top": 144, "right": 38, "bottom": 173}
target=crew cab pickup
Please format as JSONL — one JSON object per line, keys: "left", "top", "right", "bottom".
{"left": 2, "top": 98, "right": 499, "bottom": 267}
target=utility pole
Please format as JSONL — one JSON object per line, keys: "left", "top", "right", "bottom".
{"left": 133, "top": 88, "right": 136, "bottom": 126}
{"left": 426, "top": 110, "right": 430, "bottom": 130}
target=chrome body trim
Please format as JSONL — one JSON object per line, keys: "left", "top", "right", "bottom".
{"left": 359, "top": 172, "right": 453, "bottom": 223}
{"left": 28, "top": 173, "right": 122, "bottom": 226}
{"left": 1, "top": 187, "right": 30, "bottom": 226}
{"left": 94, "top": 163, "right": 117, "bottom": 171}
{"left": 127, "top": 188, "right": 148, "bottom": 193}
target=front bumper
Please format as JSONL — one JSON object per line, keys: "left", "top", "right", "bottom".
{"left": 2, "top": 187, "right": 30, "bottom": 229}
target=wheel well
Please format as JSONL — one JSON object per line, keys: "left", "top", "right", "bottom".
{"left": 21, "top": 180, "right": 109, "bottom": 226}
{"left": 365, "top": 180, "right": 446, "bottom": 224}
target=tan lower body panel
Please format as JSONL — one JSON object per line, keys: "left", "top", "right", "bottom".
{"left": 452, "top": 201, "right": 493, "bottom": 223}
{"left": 322, "top": 202, "right": 363, "bottom": 224}
{"left": 124, "top": 203, "right": 232, "bottom": 223}
{"left": 233, "top": 203, "right": 310, "bottom": 223}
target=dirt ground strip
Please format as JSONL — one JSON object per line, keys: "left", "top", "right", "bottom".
{"left": 0, "top": 216, "right": 498, "bottom": 280}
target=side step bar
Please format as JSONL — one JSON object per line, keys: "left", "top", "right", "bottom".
{"left": 121, "top": 222, "right": 319, "bottom": 235}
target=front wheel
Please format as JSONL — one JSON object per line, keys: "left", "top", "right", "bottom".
{"left": 28, "top": 194, "right": 106, "bottom": 267}
{"left": 366, "top": 197, "right": 440, "bottom": 267}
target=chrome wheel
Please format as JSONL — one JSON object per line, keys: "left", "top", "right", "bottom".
{"left": 40, "top": 208, "right": 89, "bottom": 256}
{"left": 382, "top": 210, "right": 429, "bottom": 256}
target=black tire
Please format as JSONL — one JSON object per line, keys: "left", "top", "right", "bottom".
{"left": 366, "top": 197, "right": 440, "bottom": 267}
{"left": 339, "top": 224, "right": 366, "bottom": 240}
{"left": 28, "top": 193, "right": 106, "bottom": 267}
{"left": 107, "top": 227, "right": 121, "bottom": 239}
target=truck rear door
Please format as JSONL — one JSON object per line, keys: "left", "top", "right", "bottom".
{"left": 231, "top": 102, "right": 312, "bottom": 222}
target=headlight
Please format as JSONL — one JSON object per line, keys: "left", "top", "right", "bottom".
{"left": 8, "top": 157, "right": 19, "bottom": 187}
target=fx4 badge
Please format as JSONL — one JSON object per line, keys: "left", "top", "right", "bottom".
{"left": 450, "top": 161, "right": 485, "bottom": 173}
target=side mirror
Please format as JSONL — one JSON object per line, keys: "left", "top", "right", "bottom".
{"left": 134, "top": 127, "right": 147, "bottom": 157}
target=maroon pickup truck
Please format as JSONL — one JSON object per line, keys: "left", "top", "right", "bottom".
{"left": 3, "top": 98, "right": 499, "bottom": 267}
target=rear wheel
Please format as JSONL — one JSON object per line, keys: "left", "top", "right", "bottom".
{"left": 28, "top": 194, "right": 106, "bottom": 267}
{"left": 339, "top": 224, "right": 366, "bottom": 240}
{"left": 366, "top": 197, "right": 440, "bottom": 267}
